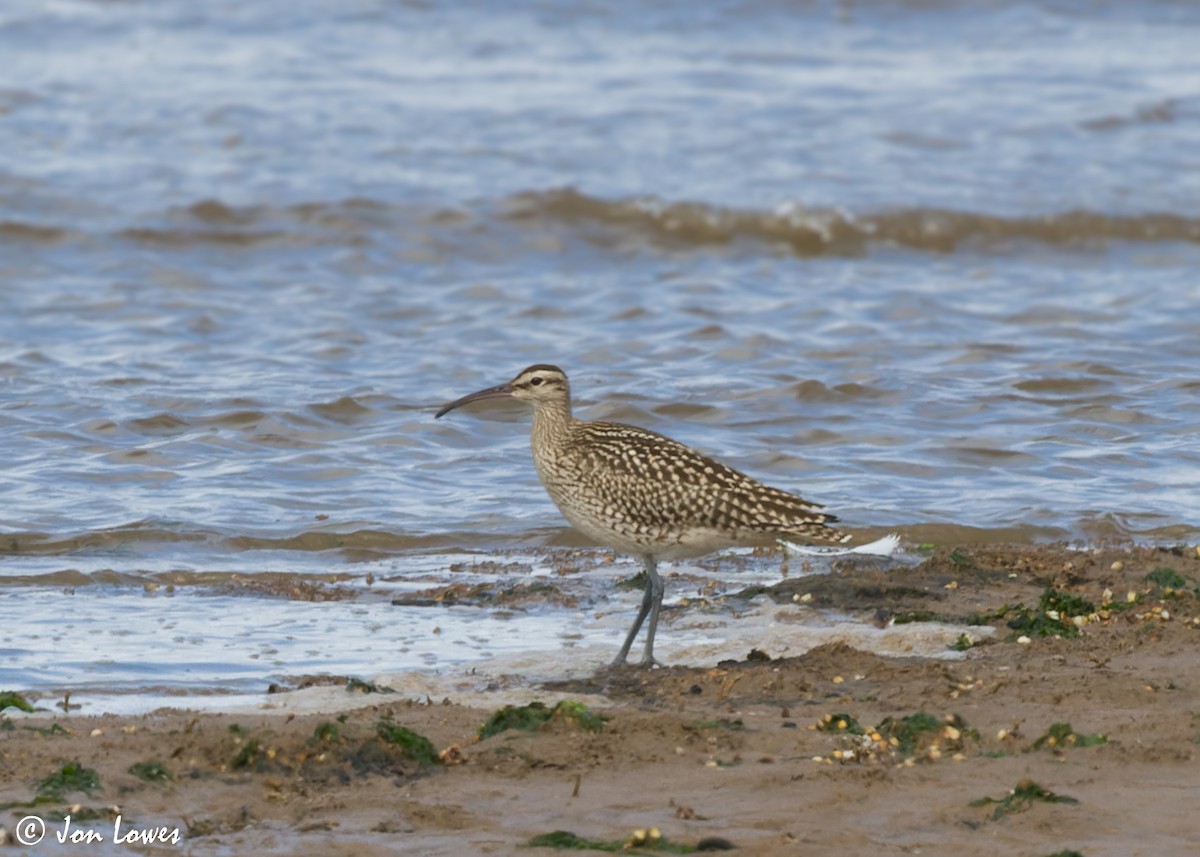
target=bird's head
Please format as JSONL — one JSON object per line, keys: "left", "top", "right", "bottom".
{"left": 435, "top": 364, "right": 570, "bottom": 418}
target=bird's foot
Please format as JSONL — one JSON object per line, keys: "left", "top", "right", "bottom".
{"left": 603, "top": 655, "right": 663, "bottom": 671}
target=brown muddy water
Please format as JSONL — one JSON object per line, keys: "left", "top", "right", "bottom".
{"left": 1, "top": 0, "right": 1198, "bottom": 708}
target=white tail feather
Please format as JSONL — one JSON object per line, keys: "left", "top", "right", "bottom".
{"left": 780, "top": 532, "right": 901, "bottom": 558}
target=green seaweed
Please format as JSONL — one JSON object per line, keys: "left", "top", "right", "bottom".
{"left": 965, "top": 604, "right": 1019, "bottom": 625}
{"left": 876, "top": 712, "right": 942, "bottom": 754}
{"left": 311, "top": 721, "right": 341, "bottom": 744}
{"left": 529, "top": 830, "right": 615, "bottom": 851}
{"left": 346, "top": 677, "right": 396, "bottom": 694}
{"left": 948, "top": 550, "right": 975, "bottom": 570}
{"left": 479, "top": 700, "right": 607, "bottom": 739}
{"left": 0, "top": 691, "right": 35, "bottom": 713}
{"left": 617, "top": 570, "right": 648, "bottom": 591}
{"left": 1041, "top": 587, "right": 1095, "bottom": 617}
{"left": 970, "top": 778, "right": 1078, "bottom": 820}
{"left": 687, "top": 718, "right": 745, "bottom": 731}
{"left": 948, "top": 633, "right": 974, "bottom": 651}
{"left": 26, "top": 722, "right": 68, "bottom": 737}
{"left": 128, "top": 760, "right": 173, "bottom": 783}
{"left": 1144, "top": 566, "right": 1189, "bottom": 590}
{"left": 1031, "top": 722, "right": 1107, "bottom": 750}
{"left": 554, "top": 700, "right": 608, "bottom": 733}
{"left": 1006, "top": 588, "right": 1096, "bottom": 639}
{"left": 36, "top": 761, "right": 102, "bottom": 801}
{"left": 528, "top": 829, "right": 696, "bottom": 853}
{"left": 482, "top": 701, "right": 553, "bottom": 737}
{"left": 230, "top": 738, "right": 262, "bottom": 770}
{"left": 376, "top": 718, "right": 440, "bottom": 768}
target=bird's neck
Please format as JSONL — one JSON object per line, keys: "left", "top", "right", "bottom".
{"left": 531, "top": 397, "right": 574, "bottom": 450}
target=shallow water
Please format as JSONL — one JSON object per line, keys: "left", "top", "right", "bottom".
{"left": 1, "top": 0, "right": 1198, "bottom": 708}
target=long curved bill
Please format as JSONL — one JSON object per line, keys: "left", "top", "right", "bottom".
{"left": 434, "top": 382, "right": 514, "bottom": 418}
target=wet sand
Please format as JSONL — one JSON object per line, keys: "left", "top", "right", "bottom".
{"left": 3, "top": 542, "right": 1198, "bottom": 856}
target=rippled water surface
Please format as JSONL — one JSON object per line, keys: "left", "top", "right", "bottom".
{"left": 2, "top": 0, "right": 1198, "bottom": 707}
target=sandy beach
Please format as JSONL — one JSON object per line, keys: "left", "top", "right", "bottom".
{"left": 3, "top": 541, "right": 1197, "bottom": 856}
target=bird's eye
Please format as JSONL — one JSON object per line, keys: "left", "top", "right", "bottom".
{"left": 530, "top": 376, "right": 544, "bottom": 386}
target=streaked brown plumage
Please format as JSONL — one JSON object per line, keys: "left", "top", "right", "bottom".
{"left": 435, "top": 364, "right": 851, "bottom": 667}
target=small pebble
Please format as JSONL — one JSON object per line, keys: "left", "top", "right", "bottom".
{"left": 1017, "top": 635, "right": 1032, "bottom": 645}
{"left": 1111, "top": 561, "right": 1124, "bottom": 572}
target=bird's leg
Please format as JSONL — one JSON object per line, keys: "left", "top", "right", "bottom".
{"left": 610, "top": 555, "right": 662, "bottom": 668}
{"left": 611, "top": 564, "right": 652, "bottom": 666}
{"left": 637, "top": 556, "right": 665, "bottom": 667}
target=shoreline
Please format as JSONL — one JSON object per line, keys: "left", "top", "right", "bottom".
{"left": 3, "top": 542, "right": 1198, "bottom": 855}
